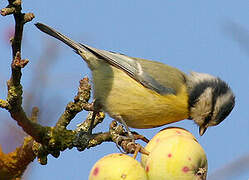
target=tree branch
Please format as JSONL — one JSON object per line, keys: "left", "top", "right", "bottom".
{"left": 0, "top": 136, "right": 35, "bottom": 179}
{"left": 0, "top": 0, "right": 149, "bottom": 177}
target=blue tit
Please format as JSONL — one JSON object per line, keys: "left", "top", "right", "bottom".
{"left": 35, "top": 23, "right": 235, "bottom": 136}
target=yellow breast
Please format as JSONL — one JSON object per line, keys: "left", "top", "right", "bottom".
{"left": 92, "top": 62, "right": 189, "bottom": 129}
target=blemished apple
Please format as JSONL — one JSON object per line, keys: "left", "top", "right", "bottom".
{"left": 141, "top": 127, "right": 197, "bottom": 167}
{"left": 89, "top": 153, "right": 147, "bottom": 180}
{"left": 144, "top": 135, "right": 207, "bottom": 180}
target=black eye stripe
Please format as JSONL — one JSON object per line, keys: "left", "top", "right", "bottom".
{"left": 204, "top": 112, "right": 212, "bottom": 125}
{"left": 188, "top": 76, "right": 235, "bottom": 124}
{"left": 188, "top": 78, "right": 230, "bottom": 110}
{"left": 188, "top": 78, "right": 233, "bottom": 124}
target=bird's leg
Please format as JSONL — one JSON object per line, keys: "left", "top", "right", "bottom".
{"left": 116, "top": 115, "right": 135, "bottom": 142}
{"left": 74, "top": 100, "right": 101, "bottom": 151}
{"left": 87, "top": 100, "right": 101, "bottom": 134}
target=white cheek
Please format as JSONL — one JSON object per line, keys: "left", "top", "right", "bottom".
{"left": 190, "top": 87, "right": 213, "bottom": 126}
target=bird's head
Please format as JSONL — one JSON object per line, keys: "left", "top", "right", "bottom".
{"left": 187, "top": 72, "right": 235, "bottom": 136}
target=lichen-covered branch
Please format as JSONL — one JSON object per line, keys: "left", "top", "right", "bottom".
{"left": 0, "top": 136, "right": 35, "bottom": 179}
{"left": 55, "top": 77, "right": 93, "bottom": 129}
{"left": 0, "top": 0, "right": 149, "bottom": 178}
{"left": 0, "top": 99, "right": 10, "bottom": 110}
{"left": 1, "top": 0, "right": 46, "bottom": 145}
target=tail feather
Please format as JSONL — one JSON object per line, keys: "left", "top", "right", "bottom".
{"left": 35, "top": 23, "right": 87, "bottom": 53}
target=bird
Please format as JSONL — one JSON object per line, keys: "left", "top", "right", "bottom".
{"left": 35, "top": 22, "right": 235, "bottom": 136}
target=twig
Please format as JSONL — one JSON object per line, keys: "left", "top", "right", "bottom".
{"left": 55, "top": 77, "right": 93, "bottom": 129}
{"left": 1, "top": 0, "right": 45, "bottom": 144}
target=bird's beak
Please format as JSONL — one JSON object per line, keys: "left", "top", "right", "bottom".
{"left": 199, "top": 126, "right": 207, "bottom": 136}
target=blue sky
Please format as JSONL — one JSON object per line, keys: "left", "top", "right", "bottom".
{"left": 0, "top": 0, "right": 249, "bottom": 179}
